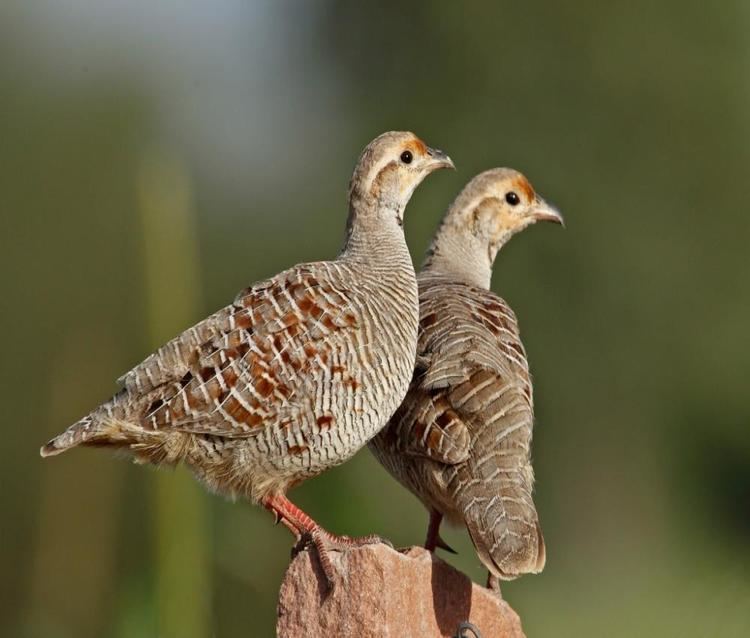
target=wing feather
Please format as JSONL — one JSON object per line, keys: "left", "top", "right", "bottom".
{"left": 120, "top": 264, "right": 360, "bottom": 437}
{"left": 393, "top": 279, "right": 532, "bottom": 465}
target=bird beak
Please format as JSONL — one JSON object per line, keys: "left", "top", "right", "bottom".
{"left": 425, "top": 147, "right": 455, "bottom": 171}
{"left": 530, "top": 198, "right": 564, "bottom": 227}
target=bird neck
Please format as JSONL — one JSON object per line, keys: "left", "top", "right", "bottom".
{"left": 340, "top": 192, "right": 411, "bottom": 267}
{"left": 421, "top": 224, "right": 495, "bottom": 290}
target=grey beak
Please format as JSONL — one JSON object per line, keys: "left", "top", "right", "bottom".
{"left": 530, "top": 198, "right": 564, "bottom": 227}
{"left": 425, "top": 147, "right": 455, "bottom": 170}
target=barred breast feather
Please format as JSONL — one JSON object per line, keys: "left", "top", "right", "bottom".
{"left": 44, "top": 252, "right": 418, "bottom": 500}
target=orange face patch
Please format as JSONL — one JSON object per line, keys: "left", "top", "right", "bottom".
{"left": 513, "top": 176, "right": 535, "bottom": 202}
{"left": 407, "top": 137, "right": 428, "bottom": 157}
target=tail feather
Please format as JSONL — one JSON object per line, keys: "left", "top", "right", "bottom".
{"left": 465, "top": 511, "right": 545, "bottom": 580}
{"left": 462, "top": 471, "right": 546, "bottom": 580}
{"left": 40, "top": 393, "right": 184, "bottom": 466}
{"left": 40, "top": 415, "right": 98, "bottom": 457}
{"left": 39, "top": 390, "right": 155, "bottom": 457}
{"left": 40, "top": 391, "right": 135, "bottom": 458}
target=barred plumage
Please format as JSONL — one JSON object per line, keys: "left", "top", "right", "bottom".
{"left": 370, "top": 168, "right": 562, "bottom": 587}
{"left": 41, "top": 131, "right": 454, "bottom": 586}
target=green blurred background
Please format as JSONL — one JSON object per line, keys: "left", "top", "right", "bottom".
{"left": 3, "top": 2, "right": 748, "bottom": 636}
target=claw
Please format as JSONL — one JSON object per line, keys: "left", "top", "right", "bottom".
{"left": 425, "top": 509, "right": 456, "bottom": 554}
{"left": 262, "top": 493, "right": 386, "bottom": 593}
{"left": 435, "top": 534, "right": 457, "bottom": 555}
{"left": 290, "top": 532, "right": 313, "bottom": 558}
{"left": 310, "top": 529, "right": 339, "bottom": 592}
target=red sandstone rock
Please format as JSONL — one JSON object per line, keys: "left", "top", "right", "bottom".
{"left": 277, "top": 544, "right": 525, "bottom": 637}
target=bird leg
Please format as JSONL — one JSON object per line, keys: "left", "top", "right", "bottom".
{"left": 262, "top": 493, "right": 389, "bottom": 589}
{"left": 424, "top": 508, "right": 457, "bottom": 554}
{"left": 486, "top": 573, "right": 503, "bottom": 598}
{"left": 269, "top": 505, "right": 301, "bottom": 537}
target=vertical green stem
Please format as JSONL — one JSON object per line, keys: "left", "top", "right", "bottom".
{"left": 137, "top": 150, "right": 211, "bottom": 638}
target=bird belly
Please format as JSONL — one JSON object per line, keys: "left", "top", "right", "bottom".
{"left": 182, "top": 347, "right": 415, "bottom": 503}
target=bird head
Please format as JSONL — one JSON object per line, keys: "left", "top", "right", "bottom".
{"left": 423, "top": 168, "right": 563, "bottom": 287}
{"left": 349, "top": 131, "right": 454, "bottom": 223}
{"left": 448, "top": 167, "right": 563, "bottom": 262}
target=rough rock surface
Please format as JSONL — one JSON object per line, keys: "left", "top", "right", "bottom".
{"left": 277, "top": 544, "right": 525, "bottom": 637}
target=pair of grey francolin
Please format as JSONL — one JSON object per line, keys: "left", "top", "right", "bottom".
{"left": 42, "top": 131, "right": 562, "bottom": 591}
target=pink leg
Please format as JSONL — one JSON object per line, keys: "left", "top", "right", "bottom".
{"left": 262, "top": 493, "right": 389, "bottom": 589}
{"left": 424, "top": 509, "right": 457, "bottom": 554}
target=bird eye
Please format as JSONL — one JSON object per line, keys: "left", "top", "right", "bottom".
{"left": 505, "top": 191, "right": 520, "bottom": 206}
{"left": 400, "top": 150, "right": 413, "bottom": 164}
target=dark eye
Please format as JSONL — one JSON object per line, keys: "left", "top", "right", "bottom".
{"left": 400, "top": 150, "right": 413, "bottom": 164}
{"left": 505, "top": 191, "right": 520, "bottom": 206}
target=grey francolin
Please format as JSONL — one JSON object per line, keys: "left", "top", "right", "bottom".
{"left": 41, "top": 131, "right": 453, "bottom": 585}
{"left": 369, "top": 167, "right": 562, "bottom": 591}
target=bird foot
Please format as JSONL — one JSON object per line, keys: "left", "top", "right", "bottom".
{"left": 322, "top": 531, "right": 393, "bottom": 550}
{"left": 292, "top": 529, "right": 392, "bottom": 556}
{"left": 293, "top": 529, "right": 393, "bottom": 590}
{"left": 263, "top": 493, "right": 392, "bottom": 591}
{"left": 426, "top": 533, "right": 457, "bottom": 554}
{"left": 424, "top": 509, "right": 457, "bottom": 554}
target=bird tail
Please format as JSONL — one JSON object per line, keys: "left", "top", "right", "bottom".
{"left": 40, "top": 414, "right": 97, "bottom": 457}
{"left": 465, "top": 512, "right": 546, "bottom": 580}
{"left": 40, "top": 391, "right": 135, "bottom": 458}
{"left": 462, "top": 466, "right": 546, "bottom": 580}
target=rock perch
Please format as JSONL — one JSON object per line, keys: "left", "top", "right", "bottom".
{"left": 277, "top": 544, "right": 525, "bottom": 637}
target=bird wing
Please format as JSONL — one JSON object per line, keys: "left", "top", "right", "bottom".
{"left": 393, "top": 283, "right": 532, "bottom": 465}
{"left": 119, "top": 263, "right": 360, "bottom": 437}
{"left": 388, "top": 355, "right": 472, "bottom": 464}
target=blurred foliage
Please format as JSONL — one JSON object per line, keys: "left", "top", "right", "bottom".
{"left": 2, "top": 1, "right": 748, "bottom": 637}
{"left": 137, "top": 151, "right": 211, "bottom": 638}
